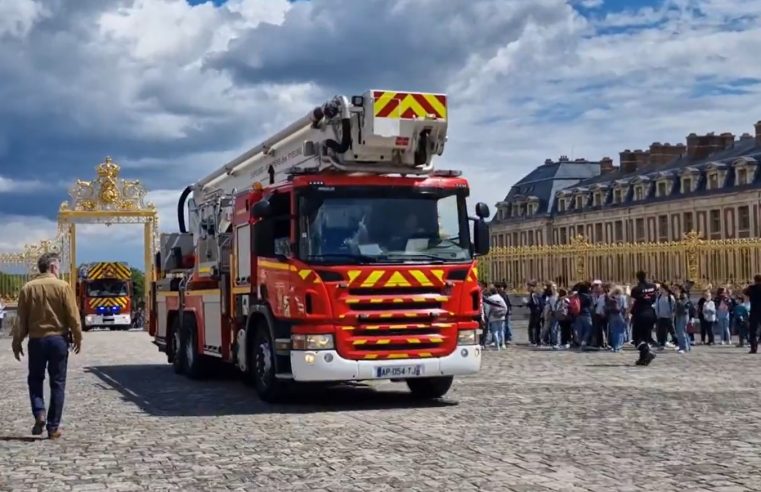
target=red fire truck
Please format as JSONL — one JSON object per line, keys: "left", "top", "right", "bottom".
{"left": 77, "top": 261, "right": 133, "bottom": 331}
{"left": 150, "top": 89, "right": 490, "bottom": 401}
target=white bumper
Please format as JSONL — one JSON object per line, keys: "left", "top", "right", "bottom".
{"left": 84, "top": 314, "right": 131, "bottom": 326}
{"left": 290, "top": 345, "right": 482, "bottom": 382}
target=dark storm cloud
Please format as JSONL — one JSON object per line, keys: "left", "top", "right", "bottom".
{"left": 208, "top": 0, "right": 571, "bottom": 93}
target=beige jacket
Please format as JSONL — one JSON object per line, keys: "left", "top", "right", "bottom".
{"left": 12, "top": 273, "right": 82, "bottom": 346}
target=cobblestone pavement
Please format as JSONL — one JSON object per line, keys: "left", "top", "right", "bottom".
{"left": 2, "top": 326, "right": 761, "bottom": 492}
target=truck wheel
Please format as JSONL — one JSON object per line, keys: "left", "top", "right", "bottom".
{"left": 183, "top": 318, "right": 206, "bottom": 379}
{"left": 249, "top": 326, "right": 286, "bottom": 402}
{"left": 171, "top": 318, "right": 184, "bottom": 374}
{"left": 406, "top": 376, "right": 454, "bottom": 399}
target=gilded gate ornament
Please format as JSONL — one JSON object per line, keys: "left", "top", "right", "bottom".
{"left": 59, "top": 157, "right": 155, "bottom": 213}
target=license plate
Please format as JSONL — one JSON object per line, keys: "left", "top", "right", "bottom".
{"left": 375, "top": 365, "right": 424, "bottom": 378}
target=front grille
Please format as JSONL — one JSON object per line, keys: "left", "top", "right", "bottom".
{"left": 337, "top": 292, "right": 456, "bottom": 360}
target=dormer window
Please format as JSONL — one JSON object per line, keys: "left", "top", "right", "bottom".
{"left": 732, "top": 157, "right": 758, "bottom": 188}
{"left": 613, "top": 189, "right": 623, "bottom": 204}
{"left": 634, "top": 186, "right": 644, "bottom": 201}
{"left": 682, "top": 177, "right": 693, "bottom": 194}
{"left": 657, "top": 182, "right": 667, "bottom": 197}
{"left": 737, "top": 168, "right": 748, "bottom": 186}
{"left": 558, "top": 199, "right": 566, "bottom": 212}
{"left": 593, "top": 192, "right": 601, "bottom": 207}
{"left": 575, "top": 196, "right": 584, "bottom": 209}
{"left": 707, "top": 172, "right": 719, "bottom": 190}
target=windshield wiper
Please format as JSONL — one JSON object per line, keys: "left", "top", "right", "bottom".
{"left": 306, "top": 253, "right": 377, "bottom": 264}
{"left": 379, "top": 253, "right": 451, "bottom": 263}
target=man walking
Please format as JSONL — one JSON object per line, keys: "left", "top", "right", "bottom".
{"left": 743, "top": 274, "right": 761, "bottom": 354}
{"left": 630, "top": 270, "right": 657, "bottom": 366}
{"left": 12, "top": 253, "right": 82, "bottom": 439}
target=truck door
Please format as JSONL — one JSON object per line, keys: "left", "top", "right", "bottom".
{"left": 252, "top": 190, "right": 293, "bottom": 320}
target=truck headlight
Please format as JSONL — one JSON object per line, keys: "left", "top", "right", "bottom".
{"left": 291, "top": 334, "right": 334, "bottom": 350}
{"left": 457, "top": 329, "right": 478, "bottom": 345}
{"left": 85, "top": 315, "right": 96, "bottom": 324}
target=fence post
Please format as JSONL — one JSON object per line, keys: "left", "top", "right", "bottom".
{"left": 683, "top": 230, "right": 702, "bottom": 290}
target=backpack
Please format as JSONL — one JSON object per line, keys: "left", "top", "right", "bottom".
{"left": 567, "top": 295, "right": 581, "bottom": 317}
{"left": 718, "top": 298, "right": 730, "bottom": 313}
{"left": 605, "top": 295, "right": 621, "bottom": 315}
{"left": 485, "top": 297, "right": 507, "bottom": 318}
{"left": 553, "top": 298, "right": 570, "bottom": 321}
{"left": 675, "top": 299, "right": 688, "bottom": 317}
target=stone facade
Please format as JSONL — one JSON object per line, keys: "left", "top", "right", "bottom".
{"left": 490, "top": 120, "right": 761, "bottom": 250}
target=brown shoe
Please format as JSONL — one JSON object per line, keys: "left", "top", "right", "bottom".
{"left": 48, "top": 429, "right": 62, "bottom": 440}
{"left": 32, "top": 415, "right": 45, "bottom": 436}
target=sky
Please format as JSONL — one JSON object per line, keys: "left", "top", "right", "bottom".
{"left": 1, "top": 0, "right": 761, "bottom": 270}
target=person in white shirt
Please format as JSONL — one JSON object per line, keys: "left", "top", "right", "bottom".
{"left": 0, "top": 299, "right": 6, "bottom": 333}
{"left": 483, "top": 287, "right": 507, "bottom": 350}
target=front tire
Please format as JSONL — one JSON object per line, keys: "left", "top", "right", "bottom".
{"left": 249, "top": 326, "right": 286, "bottom": 402}
{"left": 406, "top": 376, "right": 454, "bottom": 399}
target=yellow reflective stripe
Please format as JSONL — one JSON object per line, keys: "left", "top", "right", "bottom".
{"left": 430, "top": 269, "right": 445, "bottom": 283}
{"left": 361, "top": 270, "right": 384, "bottom": 287}
{"left": 347, "top": 270, "right": 362, "bottom": 283}
{"left": 387, "top": 353, "right": 408, "bottom": 359}
{"left": 409, "top": 270, "right": 433, "bottom": 286}
{"left": 375, "top": 339, "right": 390, "bottom": 345}
{"left": 384, "top": 271, "right": 411, "bottom": 287}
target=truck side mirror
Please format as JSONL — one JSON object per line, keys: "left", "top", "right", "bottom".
{"left": 475, "top": 202, "right": 490, "bottom": 219}
{"left": 251, "top": 199, "right": 272, "bottom": 219}
{"left": 473, "top": 219, "right": 490, "bottom": 256}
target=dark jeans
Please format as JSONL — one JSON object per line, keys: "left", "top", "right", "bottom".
{"left": 749, "top": 315, "right": 761, "bottom": 352}
{"left": 632, "top": 314, "right": 656, "bottom": 346}
{"left": 700, "top": 319, "right": 714, "bottom": 345}
{"left": 656, "top": 318, "right": 674, "bottom": 347}
{"left": 559, "top": 320, "right": 573, "bottom": 345}
{"left": 528, "top": 313, "right": 542, "bottom": 345}
{"left": 28, "top": 335, "right": 69, "bottom": 431}
{"left": 593, "top": 314, "right": 607, "bottom": 347}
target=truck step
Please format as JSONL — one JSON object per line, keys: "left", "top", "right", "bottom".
{"left": 275, "top": 373, "right": 293, "bottom": 380}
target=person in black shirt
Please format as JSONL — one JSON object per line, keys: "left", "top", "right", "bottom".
{"left": 630, "top": 270, "right": 657, "bottom": 366}
{"left": 743, "top": 274, "right": 761, "bottom": 354}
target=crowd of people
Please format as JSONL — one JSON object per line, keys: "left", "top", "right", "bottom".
{"left": 480, "top": 273, "right": 761, "bottom": 359}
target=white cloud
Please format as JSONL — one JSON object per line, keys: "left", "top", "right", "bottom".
{"left": 0, "top": 175, "right": 45, "bottom": 193}
{"left": 0, "top": 0, "right": 48, "bottom": 38}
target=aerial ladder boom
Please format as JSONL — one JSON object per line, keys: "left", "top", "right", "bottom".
{"left": 192, "top": 90, "right": 449, "bottom": 199}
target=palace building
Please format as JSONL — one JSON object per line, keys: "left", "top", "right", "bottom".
{"left": 490, "top": 120, "right": 761, "bottom": 251}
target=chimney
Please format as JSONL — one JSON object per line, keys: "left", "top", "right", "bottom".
{"left": 600, "top": 157, "right": 615, "bottom": 174}
{"left": 574, "top": 158, "right": 586, "bottom": 162}
{"left": 740, "top": 132, "right": 754, "bottom": 141}
{"left": 720, "top": 132, "right": 735, "bottom": 150}
{"left": 619, "top": 149, "right": 637, "bottom": 174}
{"left": 559, "top": 155, "right": 569, "bottom": 162}
{"left": 544, "top": 158, "right": 553, "bottom": 165}
{"left": 648, "top": 142, "right": 685, "bottom": 166}
{"left": 755, "top": 121, "right": 761, "bottom": 145}
{"left": 686, "top": 132, "right": 735, "bottom": 161}
{"left": 633, "top": 149, "right": 649, "bottom": 169}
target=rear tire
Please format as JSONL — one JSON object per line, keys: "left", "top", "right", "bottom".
{"left": 406, "top": 376, "right": 453, "bottom": 399}
{"left": 183, "top": 317, "right": 206, "bottom": 379}
{"left": 171, "top": 318, "right": 184, "bottom": 374}
{"left": 249, "top": 325, "right": 286, "bottom": 402}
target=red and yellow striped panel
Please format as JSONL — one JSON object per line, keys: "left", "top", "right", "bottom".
{"left": 373, "top": 91, "right": 447, "bottom": 120}
{"left": 88, "top": 296, "right": 129, "bottom": 309}
{"left": 87, "top": 262, "right": 131, "bottom": 280}
{"left": 345, "top": 269, "right": 445, "bottom": 289}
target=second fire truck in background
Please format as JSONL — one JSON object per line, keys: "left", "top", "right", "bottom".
{"left": 77, "top": 261, "right": 133, "bottom": 331}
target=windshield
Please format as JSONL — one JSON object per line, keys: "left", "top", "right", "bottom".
{"left": 298, "top": 187, "right": 470, "bottom": 264}
{"left": 87, "top": 279, "right": 129, "bottom": 297}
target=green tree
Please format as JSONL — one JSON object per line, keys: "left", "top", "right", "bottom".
{"left": 130, "top": 267, "right": 145, "bottom": 305}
